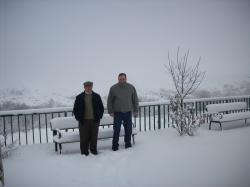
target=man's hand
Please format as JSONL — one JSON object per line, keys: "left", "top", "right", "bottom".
{"left": 133, "top": 112, "right": 138, "bottom": 118}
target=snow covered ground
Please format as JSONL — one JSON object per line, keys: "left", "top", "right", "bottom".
{"left": 3, "top": 123, "right": 250, "bottom": 187}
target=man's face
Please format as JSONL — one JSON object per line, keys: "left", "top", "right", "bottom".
{"left": 84, "top": 85, "right": 93, "bottom": 93}
{"left": 118, "top": 75, "right": 127, "bottom": 84}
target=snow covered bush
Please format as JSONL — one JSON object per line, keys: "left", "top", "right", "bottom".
{"left": 169, "top": 95, "right": 204, "bottom": 136}
{"left": 0, "top": 133, "right": 17, "bottom": 158}
{"left": 1, "top": 136, "right": 9, "bottom": 158}
{"left": 166, "top": 48, "right": 205, "bottom": 136}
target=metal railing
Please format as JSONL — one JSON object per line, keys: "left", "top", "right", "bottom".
{"left": 0, "top": 95, "right": 250, "bottom": 146}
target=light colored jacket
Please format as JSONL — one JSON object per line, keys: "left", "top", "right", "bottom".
{"left": 107, "top": 82, "right": 139, "bottom": 113}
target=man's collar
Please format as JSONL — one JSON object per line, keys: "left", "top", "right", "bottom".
{"left": 84, "top": 91, "right": 93, "bottom": 95}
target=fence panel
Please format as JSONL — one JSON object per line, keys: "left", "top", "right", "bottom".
{"left": 0, "top": 95, "right": 250, "bottom": 145}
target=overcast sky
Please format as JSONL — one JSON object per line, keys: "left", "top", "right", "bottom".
{"left": 0, "top": 0, "right": 249, "bottom": 96}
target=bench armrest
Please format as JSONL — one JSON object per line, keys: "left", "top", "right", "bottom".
{"left": 204, "top": 112, "right": 223, "bottom": 120}
{"left": 209, "top": 112, "right": 223, "bottom": 120}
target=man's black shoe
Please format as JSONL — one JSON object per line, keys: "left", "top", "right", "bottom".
{"left": 112, "top": 147, "right": 118, "bottom": 151}
{"left": 90, "top": 150, "right": 98, "bottom": 155}
{"left": 81, "top": 151, "right": 89, "bottom": 156}
{"left": 125, "top": 144, "right": 132, "bottom": 149}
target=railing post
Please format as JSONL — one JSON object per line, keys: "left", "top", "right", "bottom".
{"left": 139, "top": 107, "right": 141, "bottom": 132}
{"left": 143, "top": 107, "right": 146, "bottom": 131}
{"left": 24, "top": 115, "right": 28, "bottom": 144}
{"left": 17, "top": 115, "right": 21, "bottom": 145}
{"left": 45, "top": 114, "right": 48, "bottom": 143}
{"left": 163, "top": 105, "right": 166, "bottom": 128}
{"left": 3, "top": 117, "right": 6, "bottom": 146}
{"left": 38, "top": 114, "right": 41, "bottom": 143}
{"left": 167, "top": 105, "right": 170, "bottom": 128}
{"left": 10, "top": 116, "right": 13, "bottom": 144}
{"left": 32, "top": 114, "right": 35, "bottom": 144}
{"left": 195, "top": 101, "right": 198, "bottom": 117}
{"left": 149, "top": 106, "right": 151, "bottom": 130}
{"left": 158, "top": 105, "right": 161, "bottom": 129}
{"left": 153, "top": 106, "right": 156, "bottom": 130}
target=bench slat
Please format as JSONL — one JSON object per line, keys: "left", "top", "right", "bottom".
{"left": 206, "top": 102, "right": 247, "bottom": 113}
{"left": 50, "top": 114, "right": 114, "bottom": 130}
{"left": 212, "top": 111, "right": 250, "bottom": 122}
{"left": 53, "top": 127, "right": 138, "bottom": 144}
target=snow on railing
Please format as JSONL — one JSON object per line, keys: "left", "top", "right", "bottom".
{"left": 0, "top": 107, "right": 73, "bottom": 116}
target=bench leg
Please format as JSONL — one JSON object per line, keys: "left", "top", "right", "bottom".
{"left": 59, "top": 144, "right": 62, "bottom": 154}
{"left": 132, "top": 135, "right": 135, "bottom": 144}
{"left": 209, "top": 121, "right": 212, "bottom": 130}
{"left": 209, "top": 121, "right": 222, "bottom": 130}
{"left": 219, "top": 122, "right": 222, "bottom": 130}
{"left": 55, "top": 142, "right": 58, "bottom": 152}
{"left": 53, "top": 130, "right": 58, "bottom": 152}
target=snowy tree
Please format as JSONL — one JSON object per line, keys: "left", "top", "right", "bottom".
{"left": 169, "top": 95, "right": 204, "bottom": 136}
{"left": 166, "top": 48, "right": 205, "bottom": 136}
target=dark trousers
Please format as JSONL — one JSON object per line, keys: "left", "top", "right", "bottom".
{"left": 79, "top": 120, "right": 99, "bottom": 154}
{"left": 112, "top": 112, "right": 132, "bottom": 149}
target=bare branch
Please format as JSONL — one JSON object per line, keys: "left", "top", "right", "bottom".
{"left": 165, "top": 48, "right": 205, "bottom": 99}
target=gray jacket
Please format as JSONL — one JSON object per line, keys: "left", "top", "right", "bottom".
{"left": 107, "top": 82, "right": 139, "bottom": 114}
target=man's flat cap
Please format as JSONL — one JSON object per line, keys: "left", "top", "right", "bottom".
{"left": 83, "top": 81, "right": 93, "bottom": 86}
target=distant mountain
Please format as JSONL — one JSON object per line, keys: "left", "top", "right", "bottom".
{"left": 0, "top": 81, "right": 249, "bottom": 111}
{"left": 192, "top": 80, "right": 250, "bottom": 98}
{"left": 0, "top": 88, "right": 74, "bottom": 111}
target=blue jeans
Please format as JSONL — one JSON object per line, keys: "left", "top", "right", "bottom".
{"left": 112, "top": 112, "right": 132, "bottom": 149}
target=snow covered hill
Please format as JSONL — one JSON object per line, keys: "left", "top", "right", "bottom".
{"left": 0, "top": 88, "right": 74, "bottom": 110}
{"left": 1, "top": 81, "right": 250, "bottom": 111}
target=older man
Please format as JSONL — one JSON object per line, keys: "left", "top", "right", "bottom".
{"left": 107, "top": 73, "right": 139, "bottom": 151}
{"left": 73, "top": 81, "right": 104, "bottom": 156}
